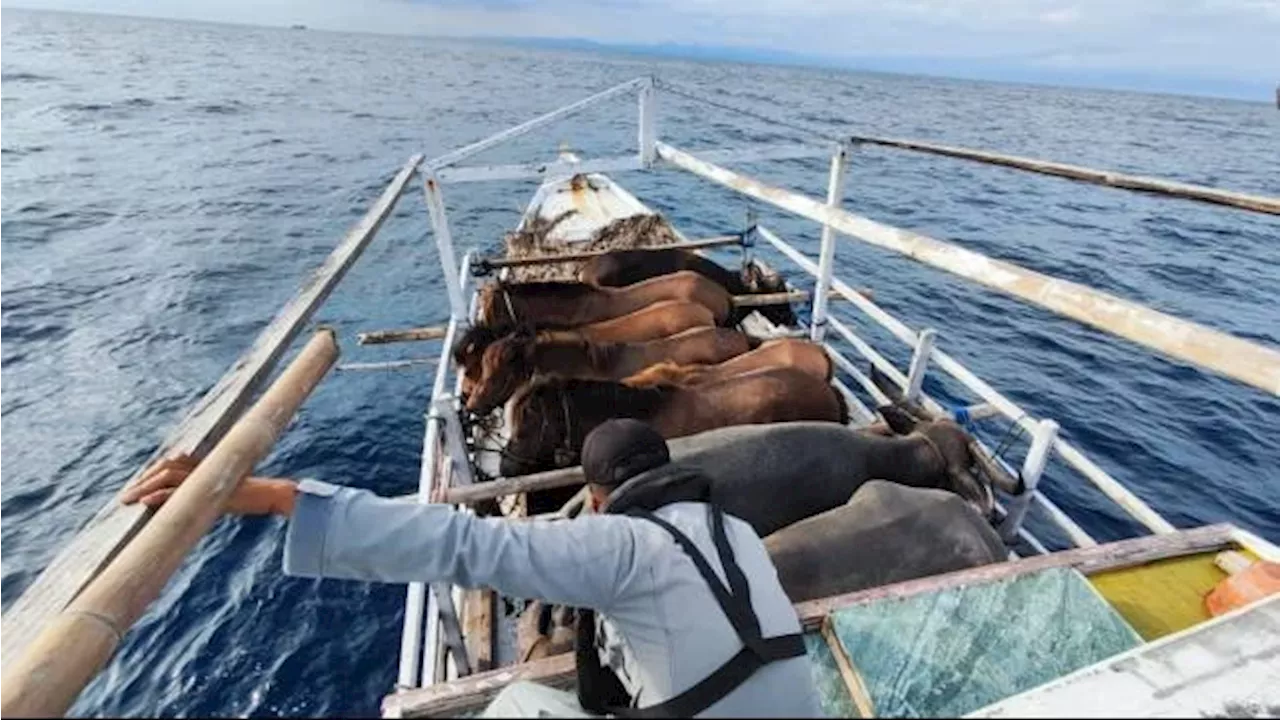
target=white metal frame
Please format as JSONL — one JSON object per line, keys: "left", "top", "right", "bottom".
{"left": 386, "top": 76, "right": 1279, "bottom": 694}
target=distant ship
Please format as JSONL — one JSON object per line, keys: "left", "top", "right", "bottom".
{"left": 290, "top": 23, "right": 307, "bottom": 30}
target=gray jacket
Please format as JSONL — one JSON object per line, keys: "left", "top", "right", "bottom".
{"left": 284, "top": 479, "right": 822, "bottom": 718}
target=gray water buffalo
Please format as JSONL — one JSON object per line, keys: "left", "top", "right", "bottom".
{"left": 764, "top": 480, "right": 1007, "bottom": 602}
{"left": 661, "top": 417, "right": 1015, "bottom": 537}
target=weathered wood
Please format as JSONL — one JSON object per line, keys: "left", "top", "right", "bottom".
{"left": 336, "top": 358, "right": 438, "bottom": 372}
{"left": 382, "top": 523, "right": 1239, "bottom": 718}
{"left": 1, "top": 155, "right": 422, "bottom": 667}
{"left": 793, "top": 523, "right": 1235, "bottom": 623}
{"left": 472, "top": 234, "right": 744, "bottom": 272}
{"left": 851, "top": 135, "right": 1280, "bottom": 216}
{"left": 658, "top": 142, "right": 1280, "bottom": 396}
{"left": 439, "top": 464, "right": 587, "bottom": 505}
{"left": 385, "top": 652, "right": 577, "bottom": 718}
{"left": 1, "top": 330, "right": 340, "bottom": 718}
{"left": 462, "top": 590, "right": 495, "bottom": 674}
{"left": 357, "top": 325, "right": 449, "bottom": 345}
{"left": 820, "top": 616, "right": 876, "bottom": 718}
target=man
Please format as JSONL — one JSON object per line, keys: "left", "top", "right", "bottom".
{"left": 124, "top": 419, "right": 821, "bottom": 718}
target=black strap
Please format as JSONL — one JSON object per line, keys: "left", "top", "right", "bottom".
{"left": 630, "top": 508, "right": 765, "bottom": 653}
{"left": 599, "top": 507, "right": 805, "bottom": 718}
{"left": 612, "top": 636, "right": 807, "bottom": 719}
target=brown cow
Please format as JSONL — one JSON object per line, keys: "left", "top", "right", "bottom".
{"left": 622, "top": 338, "right": 830, "bottom": 388}
{"left": 476, "top": 270, "right": 732, "bottom": 330}
{"left": 498, "top": 367, "right": 848, "bottom": 477}
{"left": 466, "top": 326, "right": 758, "bottom": 414}
{"left": 580, "top": 248, "right": 798, "bottom": 327}
{"left": 454, "top": 300, "right": 718, "bottom": 397}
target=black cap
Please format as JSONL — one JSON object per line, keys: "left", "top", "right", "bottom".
{"left": 581, "top": 419, "right": 670, "bottom": 488}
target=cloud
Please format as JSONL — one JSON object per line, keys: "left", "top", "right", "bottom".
{"left": 12, "top": 0, "right": 1279, "bottom": 83}
{"left": 1039, "top": 6, "right": 1081, "bottom": 24}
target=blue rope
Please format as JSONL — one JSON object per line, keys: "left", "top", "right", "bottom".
{"left": 952, "top": 405, "right": 973, "bottom": 429}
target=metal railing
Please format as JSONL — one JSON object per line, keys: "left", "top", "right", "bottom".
{"left": 393, "top": 75, "right": 1280, "bottom": 695}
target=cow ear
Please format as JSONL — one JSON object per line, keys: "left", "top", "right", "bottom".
{"left": 877, "top": 404, "right": 919, "bottom": 435}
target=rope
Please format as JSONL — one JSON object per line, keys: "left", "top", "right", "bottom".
{"left": 653, "top": 79, "right": 843, "bottom": 145}
{"left": 990, "top": 413, "right": 1029, "bottom": 462}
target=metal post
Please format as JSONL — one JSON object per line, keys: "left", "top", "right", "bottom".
{"left": 638, "top": 77, "right": 657, "bottom": 168}
{"left": 999, "top": 419, "right": 1060, "bottom": 543}
{"left": 398, "top": 410, "right": 441, "bottom": 688}
{"left": 905, "top": 328, "right": 938, "bottom": 403}
{"left": 809, "top": 143, "right": 849, "bottom": 341}
{"left": 424, "top": 175, "right": 468, "bottom": 322}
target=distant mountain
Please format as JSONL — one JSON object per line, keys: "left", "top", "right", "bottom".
{"left": 491, "top": 36, "right": 1272, "bottom": 102}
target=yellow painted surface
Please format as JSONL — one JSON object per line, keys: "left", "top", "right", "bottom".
{"left": 1090, "top": 550, "right": 1257, "bottom": 640}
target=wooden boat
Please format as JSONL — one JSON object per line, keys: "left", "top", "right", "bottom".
{"left": 4, "top": 77, "right": 1279, "bottom": 718}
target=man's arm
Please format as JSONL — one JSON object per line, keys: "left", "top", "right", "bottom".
{"left": 123, "top": 459, "right": 642, "bottom": 612}
{"left": 284, "top": 480, "right": 642, "bottom": 613}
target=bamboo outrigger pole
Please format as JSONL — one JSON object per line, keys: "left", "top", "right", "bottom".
{"left": 0, "top": 329, "right": 339, "bottom": 718}
{"left": 656, "top": 142, "right": 1280, "bottom": 397}
{"left": 849, "top": 135, "right": 1280, "bottom": 216}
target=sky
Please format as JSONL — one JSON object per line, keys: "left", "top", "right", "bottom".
{"left": 10, "top": 0, "right": 1280, "bottom": 97}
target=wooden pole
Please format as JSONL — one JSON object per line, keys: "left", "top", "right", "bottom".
{"left": 440, "top": 464, "right": 584, "bottom": 505}
{"left": 657, "top": 142, "right": 1280, "bottom": 397}
{"left": 849, "top": 135, "right": 1280, "bottom": 216}
{"left": 357, "top": 325, "right": 449, "bottom": 345}
{"left": 472, "top": 234, "right": 744, "bottom": 272}
{"left": 729, "top": 288, "right": 873, "bottom": 308}
{"left": 1, "top": 155, "right": 421, "bottom": 665}
{"left": 1, "top": 329, "right": 340, "bottom": 718}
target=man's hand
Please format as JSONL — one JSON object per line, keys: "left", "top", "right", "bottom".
{"left": 121, "top": 455, "right": 297, "bottom": 516}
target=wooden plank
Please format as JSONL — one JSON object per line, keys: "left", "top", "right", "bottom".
{"left": 820, "top": 617, "right": 876, "bottom": 718}
{"left": 461, "top": 589, "right": 496, "bottom": 674}
{"left": 793, "top": 523, "right": 1235, "bottom": 623}
{"left": 850, "top": 135, "right": 1280, "bottom": 216}
{"left": 730, "top": 288, "right": 866, "bottom": 308}
{"left": 382, "top": 524, "right": 1239, "bottom": 718}
{"left": 0, "top": 155, "right": 423, "bottom": 666}
{"left": 336, "top": 358, "right": 437, "bottom": 372}
{"left": 383, "top": 653, "right": 577, "bottom": 718}
{"left": 472, "top": 234, "right": 744, "bottom": 272}
{"left": 659, "top": 142, "right": 1280, "bottom": 396}
{"left": 357, "top": 325, "right": 449, "bottom": 345}
{"left": 439, "top": 464, "right": 586, "bottom": 505}
{"left": 1, "top": 330, "right": 340, "bottom": 717}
